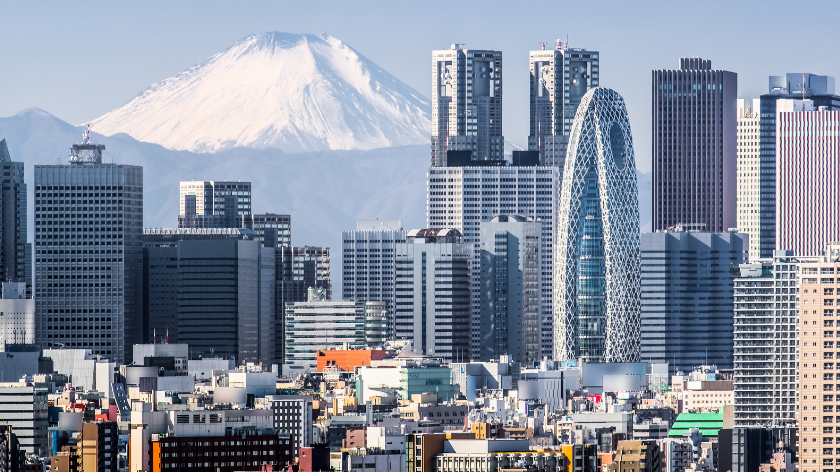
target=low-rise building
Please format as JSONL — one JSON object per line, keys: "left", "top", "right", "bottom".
{"left": 0, "top": 379, "right": 48, "bottom": 455}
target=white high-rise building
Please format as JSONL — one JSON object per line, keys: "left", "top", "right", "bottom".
{"left": 431, "top": 45, "right": 503, "bottom": 166}
{"left": 737, "top": 98, "right": 761, "bottom": 261}
{"left": 427, "top": 164, "right": 560, "bottom": 360}
{"left": 733, "top": 251, "right": 810, "bottom": 427}
{"left": 528, "top": 43, "right": 600, "bottom": 168}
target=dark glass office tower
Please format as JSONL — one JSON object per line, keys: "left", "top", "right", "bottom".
{"left": 0, "top": 139, "right": 31, "bottom": 297}
{"left": 652, "top": 57, "right": 737, "bottom": 233}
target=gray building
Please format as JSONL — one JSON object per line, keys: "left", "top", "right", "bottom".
{"left": 143, "top": 228, "right": 275, "bottom": 364}
{"left": 34, "top": 142, "right": 143, "bottom": 364}
{"left": 0, "top": 282, "right": 34, "bottom": 346}
{"left": 652, "top": 57, "right": 738, "bottom": 233}
{"left": 0, "top": 379, "right": 48, "bottom": 456}
{"left": 268, "top": 395, "right": 313, "bottom": 457}
{"left": 431, "top": 45, "right": 503, "bottom": 166}
{"left": 733, "top": 252, "right": 810, "bottom": 427}
{"left": 178, "top": 180, "right": 252, "bottom": 229}
{"left": 341, "top": 219, "right": 406, "bottom": 339}
{"left": 528, "top": 44, "right": 599, "bottom": 168}
{"left": 640, "top": 229, "right": 749, "bottom": 373}
{"left": 243, "top": 213, "right": 291, "bottom": 248}
{"left": 394, "top": 229, "right": 471, "bottom": 362}
{"left": 479, "top": 215, "right": 541, "bottom": 365}
{"left": 0, "top": 139, "right": 31, "bottom": 298}
{"left": 752, "top": 74, "right": 840, "bottom": 258}
{"left": 283, "top": 301, "right": 367, "bottom": 373}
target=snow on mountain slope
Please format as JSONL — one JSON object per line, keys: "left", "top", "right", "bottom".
{"left": 89, "top": 32, "right": 432, "bottom": 153}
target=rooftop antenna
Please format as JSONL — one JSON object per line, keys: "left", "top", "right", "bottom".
{"left": 539, "top": 42, "right": 547, "bottom": 51}
{"left": 82, "top": 123, "right": 91, "bottom": 145}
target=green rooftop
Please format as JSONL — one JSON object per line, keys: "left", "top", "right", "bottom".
{"left": 668, "top": 411, "right": 724, "bottom": 437}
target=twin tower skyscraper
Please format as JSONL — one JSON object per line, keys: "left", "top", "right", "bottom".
{"left": 430, "top": 43, "right": 641, "bottom": 363}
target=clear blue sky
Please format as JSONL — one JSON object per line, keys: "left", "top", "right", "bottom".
{"left": 2, "top": 0, "right": 838, "bottom": 172}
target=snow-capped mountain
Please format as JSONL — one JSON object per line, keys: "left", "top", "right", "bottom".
{"left": 90, "top": 32, "right": 432, "bottom": 153}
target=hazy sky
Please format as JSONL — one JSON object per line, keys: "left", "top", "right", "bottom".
{"left": 2, "top": 0, "right": 838, "bottom": 172}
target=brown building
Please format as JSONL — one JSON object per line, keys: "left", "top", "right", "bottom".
{"left": 608, "top": 440, "right": 663, "bottom": 472}
{"left": 151, "top": 432, "right": 294, "bottom": 472}
{"left": 80, "top": 422, "right": 118, "bottom": 472}
{"left": 51, "top": 446, "right": 78, "bottom": 472}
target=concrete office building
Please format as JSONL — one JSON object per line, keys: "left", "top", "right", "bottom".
{"left": 34, "top": 141, "right": 143, "bottom": 364}
{"left": 431, "top": 45, "right": 503, "bottom": 166}
{"left": 737, "top": 99, "right": 762, "bottom": 261}
{"left": 283, "top": 301, "right": 367, "bottom": 373}
{"left": 641, "top": 229, "right": 748, "bottom": 372}
{"left": 733, "top": 252, "right": 810, "bottom": 427}
{"left": 275, "top": 246, "right": 331, "bottom": 364}
{"left": 143, "top": 228, "right": 275, "bottom": 364}
{"left": 0, "top": 139, "right": 31, "bottom": 298}
{"left": 652, "top": 57, "right": 737, "bottom": 233}
{"left": 797, "top": 244, "right": 840, "bottom": 471}
{"left": 0, "top": 379, "right": 48, "bottom": 456}
{"left": 427, "top": 163, "right": 560, "bottom": 360}
{"left": 268, "top": 395, "right": 314, "bottom": 456}
{"left": 528, "top": 43, "right": 599, "bottom": 167}
{"left": 394, "top": 229, "right": 471, "bottom": 362}
{"left": 178, "top": 180, "right": 252, "bottom": 229}
{"left": 775, "top": 99, "right": 840, "bottom": 256}
{"left": 341, "top": 220, "right": 406, "bottom": 339}
{"left": 754, "top": 73, "right": 840, "bottom": 258}
{"left": 555, "top": 88, "right": 640, "bottom": 363}
{"left": 0, "top": 282, "right": 34, "bottom": 346}
{"left": 243, "top": 213, "right": 291, "bottom": 248}
{"left": 479, "top": 215, "right": 541, "bottom": 365}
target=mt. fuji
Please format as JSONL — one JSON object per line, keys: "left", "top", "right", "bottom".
{"left": 90, "top": 32, "right": 432, "bottom": 153}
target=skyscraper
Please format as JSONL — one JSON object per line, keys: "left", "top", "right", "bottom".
{"left": 775, "top": 99, "right": 840, "bottom": 256}
{"left": 652, "top": 57, "right": 737, "bottom": 233}
{"left": 755, "top": 74, "right": 839, "bottom": 258}
{"left": 737, "top": 99, "right": 761, "bottom": 261}
{"left": 394, "top": 229, "right": 471, "bottom": 362}
{"left": 427, "top": 163, "right": 560, "bottom": 360}
{"left": 640, "top": 229, "right": 748, "bottom": 373}
{"left": 0, "top": 139, "right": 31, "bottom": 297}
{"left": 178, "top": 180, "right": 252, "bottom": 229}
{"left": 554, "top": 88, "right": 640, "bottom": 363}
{"left": 242, "top": 213, "right": 291, "bottom": 248}
{"left": 528, "top": 43, "right": 599, "bottom": 168}
{"left": 431, "top": 45, "right": 503, "bottom": 166}
{"left": 34, "top": 141, "right": 143, "bottom": 364}
{"left": 478, "top": 215, "right": 541, "bottom": 365}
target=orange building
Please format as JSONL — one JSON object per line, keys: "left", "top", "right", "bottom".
{"left": 316, "top": 349, "right": 388, "bottom": 372}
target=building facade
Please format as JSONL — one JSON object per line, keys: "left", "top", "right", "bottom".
{"left": 394, "top": 229, "right": 471, "bottom": 362}
{"left": 178, "top": 180, "right": 252, "bottom": 229}
{"left": 0, "top": 380, "right": 48, "bottom": 456}
{"left": 775, "top": 99, "right": 840, "bottom": 256}
{"left": 478, "top": 215, "right": 541, "bottom": 365}
{"left": 555, "top": 88, "right": 641, "bottom": 363}
{"left": 0, "top": 282, "right": 34, "bottom": 346}
{"left": 242, "top": 213, "right": 291, "bottom": 248}
{"left": 427, "top": 164, "right": 560, "bottom": 360}
{"left": 431, "top": 45, "right": 503, "bottom": 166}
{"left": 640, "top": 229, "right": 748, "bottom": 372}
{"left": 528, "top": 44, "right": 599, "bottom": 167}
{"left": 284, "top": 301, "right": 366, "bottom": 373}
{"left": 0, "top": 139, "right": 31, "bottom": 298}
{"left": 34, "top": 143, "right": 143, "bottom": 363}
{"left": 652, "top": 57, "right": 737, "bottom": 233}
{"left": 733, "top": 252, "right": 809, "bottom": 427}
{"left": 737, "top": 99, "right": 762, "bottom": 261}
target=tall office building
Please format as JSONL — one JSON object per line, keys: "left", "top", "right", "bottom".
{"left": 479, "top": 215, "right": 541, "bottom": 365}
{"left": 427, "top": 163, "right": 560, "bottom": 360}
{"left": 0, "top": 140, "right": 31, "bottom": 298}
{"left": 640, "top": 229, "right": 748, "bottom": 373}
{"left": 797, "top": 244, "right": 840, "bottom": 471}
{"left": 394, "top": 229, "right": 471, "bottom": 362}
{"left": 243, "top": 213, "right": 291, "bottom": 247}
{"left": 754, "top": 73, "right": 840, "bottom": 258}
{"left": 733, "top": 251, "right": 810, "bottom": 427}
{"left": 555, "top": 88, "right": 640, "bottom": 363}
{"left": 178, "top": 180, "right": 252, "bottom": 229}
{"left": 275, "top": 246, "right": 331, "bottom": 364}
{"left": 652, "top": 57, "right": 737, "bottom": 233}
{"left": 737, "top": 99, "right": 761, "bottom": 261}
{"left": 528, "top": 43, "right": 599, "bottom": 167}
{"left": 34, "top": 142, "right": 143, "bottom": 364}
{"left": 431, "top": 45, "right": 503, "bottom": 166}
{"left": 143, "top": 228, "right": 275, "bottom": 364}
{"left": 775, "top": 99, "right": 840, "bottom": 256}
{"left": 342, "top": 220, "right": 406, "bottom": 339}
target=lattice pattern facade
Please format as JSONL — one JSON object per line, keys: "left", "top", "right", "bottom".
{"left": 554, "top": 88, "right": 640, "bottom": 363}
